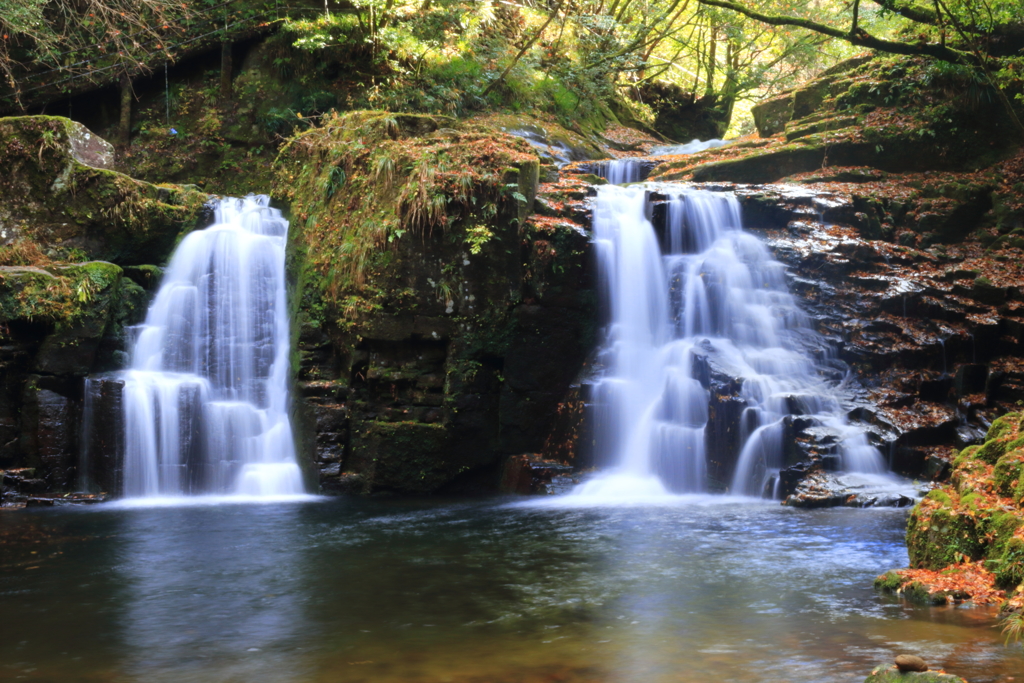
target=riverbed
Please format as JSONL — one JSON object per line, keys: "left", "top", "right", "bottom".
{"left": 1, "top": 496, "right": 1021, "bottom": 682}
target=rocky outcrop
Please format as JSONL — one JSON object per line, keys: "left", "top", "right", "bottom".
{"left": 650, "top": 56, "right": 1021, "bottom": 185}
{"left": 0, "top": 116, "right": 207, "bottom": 502}
{"left": 873, "top": 413, "right": 1024, "bottom": 609}
{"left": 0, "top": 116, "right": 209, "bottom": 264}
{"left": 277, "top": 112, "right": 596, "bottom": 495}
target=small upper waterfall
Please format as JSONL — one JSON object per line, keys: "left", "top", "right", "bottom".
{"left": 595, "top": 159, "right": 647, "bottom": 184}
{"left": 119, "top": 195, "right": 303, "bottom": 498}
{"left": 579, "top": 184, "right": 887, "bottom": 498}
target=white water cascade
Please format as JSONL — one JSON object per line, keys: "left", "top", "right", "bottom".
{"left": 120, "top": 195, "right": 303, "bottom": 498}
{"left": 578, "top": 184, "right": 887, "bottom": 499}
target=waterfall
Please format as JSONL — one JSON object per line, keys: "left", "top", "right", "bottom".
{"left": 118, "top": 195, "right": 303, "bottom": 498}
{"left": 595, "top": 159, "right": 647, "bottom": 184}
{"left": 579, "top": 185, "right": 886, "bottom": 499}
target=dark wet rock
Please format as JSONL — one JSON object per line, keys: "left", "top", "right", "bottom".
{"left": 25, "top": 492, "right": 108, "bottom": 506}
{"left": 499, "top": 453, "right": 577, "bottom": 494}
{"left": 629, "top": 82, "right": 728, "bottom": 141}
{"left": 865, "top": 664, "right": 966, "bottom": 683}
{"left": 955, "top": 364, "right": 988, "bottom": 395}
{"left": 783, "top": 469, "right": 851, "bottom": 508}
{"left": 80, "top": 377, "right": 124, "bottom": 494}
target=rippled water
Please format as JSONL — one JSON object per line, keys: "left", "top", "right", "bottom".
{"left": 1, "top": 498, "right": 1021, "bottom": 682}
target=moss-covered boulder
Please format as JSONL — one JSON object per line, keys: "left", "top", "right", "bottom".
{"left": 0, "top": 116, "right": 208, "bottom": 266}
{"left": 878, "top": 412, "right": 1024, "bottom": 607}
{"left": 276, "top": 111, "right": 595, "bottom": 495}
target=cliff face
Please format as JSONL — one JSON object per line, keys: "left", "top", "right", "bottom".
{"left": 275, "top": 112, "right": 596, "bottom": 494}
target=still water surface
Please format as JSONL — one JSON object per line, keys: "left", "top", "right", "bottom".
{"left": 1, "top": 497, "right": 1022, "bottom": 683}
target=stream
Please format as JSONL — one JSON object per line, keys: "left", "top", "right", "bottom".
{"left": 2, "top": 497, "right": 1022, "bottom": 682}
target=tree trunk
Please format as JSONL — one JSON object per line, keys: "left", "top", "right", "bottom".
{"left": 220, "top": 42, "right": 233, "bottom": 100}
{"left": 119, "top": 74, "right": 132, "bottom": 146}
{"left": 704, "top": 28, "right": 716, "bottom": 100}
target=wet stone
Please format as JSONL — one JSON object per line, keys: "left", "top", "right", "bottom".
{"left": 896, "top": 655, "right": 929, "bottom": 672}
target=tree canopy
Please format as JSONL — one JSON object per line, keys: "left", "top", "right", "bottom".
{"left": 1, "top": 0, "right": 1021, "bottom": 134}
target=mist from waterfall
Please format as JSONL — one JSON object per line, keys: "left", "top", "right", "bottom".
{"left": 118, "top": 195, "right": 303, "bottom": 499}
{"left": 578, "top": 184, "right": 887, "bottom": 499}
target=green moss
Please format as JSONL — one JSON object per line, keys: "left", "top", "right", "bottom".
{"left": 274, "top": 110, "right": 537, "bottom": 313}
{"left": 874, "top": 570, "right": 904, "bottom": 592}
{"left": 987, "top": 414, "right": 1021, "bottom": 441}
{"left": 959, "top": 491, "right": 983, "bottom": 511}
{"left": 994, "top": 450, "right": 1024, "bottom": 496}
{"left": 953, "top": 444, "right": 981, "bottom": 467}
{"left": 977, "top": 435, "right": 1013, "bottom": 464}
{"left": 995, "top": 537, "right": 1024, "bottom": 588}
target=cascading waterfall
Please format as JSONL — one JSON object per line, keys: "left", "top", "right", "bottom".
{"left": 119, "top": 195, "right": 303, "bottom": 498}
{"left": 579, "top": 184, "right": 887, "bottom": 498}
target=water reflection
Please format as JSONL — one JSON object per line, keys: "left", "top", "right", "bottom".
{"left": 1, "top": 499, "right": 1022, "bottom": 683}
{"left": 115, "top": 504, "right": 312, "bottom": 682}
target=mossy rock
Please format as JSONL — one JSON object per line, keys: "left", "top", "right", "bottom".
{"left": 906, "top": 494, "right": 984, "bottom": 569}
{"left": 0, "top": 260, "right": 134, "bottom": 374}
{"left": 281, "top": 110, "right": 593, "bottom": 496}
{"left": 992, "top": 536, "right": 1024, "bottom": 588}
{"left": 953, "top": 444, "right": 981, "bottom": 468}
{"left": 751, "top": 94, "right": 794, "bottom": 137}
{"left": 902, "top": 412, "right": 1024, "bottom": 581}
{"left": 0, "top": 116, "right": 208, "bottom": 266}
{"left": 987, "top": 414, "right": 1022, "bottom": 441}
{"left": 874, "top": 570, "right": 904, "bottom": 592}
{"left": 994, "top": 449, "right": 1024, "bottom": 496}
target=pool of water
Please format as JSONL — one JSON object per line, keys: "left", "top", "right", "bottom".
{"left": 1, "top": 496, "right": 1021, "bottom": 683}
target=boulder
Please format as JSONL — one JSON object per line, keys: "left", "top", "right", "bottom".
{"left": 0, "top": 115, "right": 209, "bottom": 265}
